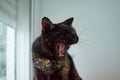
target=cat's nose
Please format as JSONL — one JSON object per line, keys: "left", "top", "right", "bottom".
{"left": 67, "top": 34, "right": 79, "bottom": 44}
{"left": 72, "top": 34, "right": 79, "bottom": 43}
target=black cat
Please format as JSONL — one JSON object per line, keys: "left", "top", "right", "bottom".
{"left": 32, "top": 17, "right": 82, "bottom": 80}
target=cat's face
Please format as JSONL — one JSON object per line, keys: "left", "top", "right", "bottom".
{"left": 41, "top": 17, "right": 79, "bottom": 57}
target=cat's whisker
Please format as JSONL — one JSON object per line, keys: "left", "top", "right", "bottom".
{"left": 78, "top": 38, "right": 90, "bottom": 45}
{"left": 77, "top": 27, "right": 89, "bottom": 37}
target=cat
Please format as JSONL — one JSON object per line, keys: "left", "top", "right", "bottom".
{"left": 32, "top": 17, "right": 82, "bottom": 80}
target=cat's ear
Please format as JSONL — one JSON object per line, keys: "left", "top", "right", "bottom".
{"left": 63, "top": 17, "right": 74, "bottom": 26}
{"left": 41, "top": 17, "right": 53, "bottom": 31}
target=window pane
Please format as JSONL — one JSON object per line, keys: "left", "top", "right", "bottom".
{"left": 6, "top": 25, "right": 15, "bottom": 80}
{"left": 0, "top": 22, "right": 15, "bottom": 80}
{"left": 0, "top": 23, "right": 7, "bottom": 80}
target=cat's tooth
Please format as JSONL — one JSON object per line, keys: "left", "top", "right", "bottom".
{"left": 59, "top": 54, "right": 64, "bottom": 57}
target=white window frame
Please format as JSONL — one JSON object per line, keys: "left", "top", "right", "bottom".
{"left": 16, "top": 0, "right": 31, "bottom": 80}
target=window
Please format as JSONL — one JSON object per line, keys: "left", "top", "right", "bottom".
{"left": 0, "top": 0, "right": 31, "bottom": 80}
{"left": 0, "top": 0, "right": 17, "bottom": 79}
{"left": 0, "top": 23, "right": 15, "bottom": 80}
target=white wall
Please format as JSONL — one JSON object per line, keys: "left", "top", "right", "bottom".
{"left": 33, "top": 0, "right": 120, "bottom": 80}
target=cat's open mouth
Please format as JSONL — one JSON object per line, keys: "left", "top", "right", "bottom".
{"left": 56, "top": 42, "right": 69, "bottom": 57}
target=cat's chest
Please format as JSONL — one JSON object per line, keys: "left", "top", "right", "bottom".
{"left": 33, "top": 55, "right": 70, "bottom": 75}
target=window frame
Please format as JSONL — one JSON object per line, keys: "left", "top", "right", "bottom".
{"left": 0, "top": 19, "right": 16, "bottom": 80}
{"left": 16, "top": 0, "right": 31, "bottom": 80}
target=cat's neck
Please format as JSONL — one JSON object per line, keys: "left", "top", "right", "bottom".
{"left": 40, "top": 36, "right": 53, "bottom": 59}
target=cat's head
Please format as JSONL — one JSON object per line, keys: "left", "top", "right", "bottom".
{"left": 41, "top": 17, "right": 79, "bottom": 57}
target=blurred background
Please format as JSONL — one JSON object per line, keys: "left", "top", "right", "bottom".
{"left": 0, "top": 0, "right": 120, "bottom": 80}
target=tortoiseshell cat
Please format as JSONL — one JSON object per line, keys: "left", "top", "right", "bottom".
{"left": 32, "top": 17, "right": 82, "bottom": 80}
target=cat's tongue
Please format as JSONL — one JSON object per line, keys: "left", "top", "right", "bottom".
{"left": 56, "top": 43, "right": 65, "bottom": 57}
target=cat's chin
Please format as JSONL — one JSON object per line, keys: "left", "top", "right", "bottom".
{"left": 56, "top": 42, "right": 70, "bottom": 57}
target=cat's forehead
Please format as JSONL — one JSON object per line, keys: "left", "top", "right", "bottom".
{"left": 53, "top": 23, "right": 76, "bottom": 34}
{"left": 55, "top": 23, "right": 70, "bottom": 28}
{"left": 53, "top": 23, "right": 69, "bottom": 30}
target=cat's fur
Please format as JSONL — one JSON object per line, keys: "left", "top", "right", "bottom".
{"left": 32, "top": 17, "right": 82, "bottom": 80}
